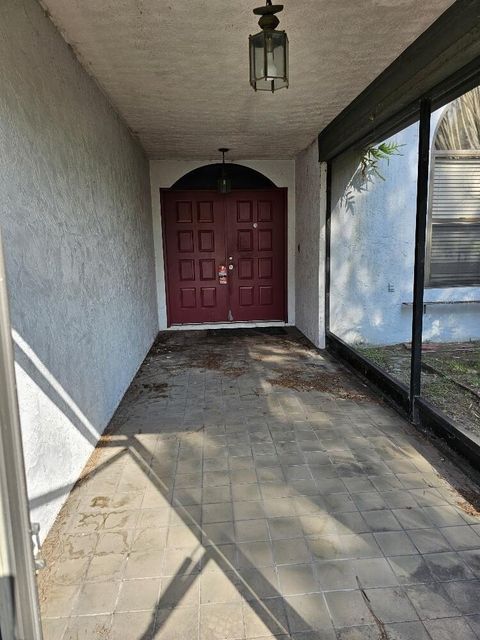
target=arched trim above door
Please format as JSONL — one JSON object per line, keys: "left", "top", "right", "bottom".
{"left": 170, "top": 163, "right": 276, "bottom": 190}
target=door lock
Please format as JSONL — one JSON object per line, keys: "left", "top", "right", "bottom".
{"left": 228, "top": 264, "right": 234, "bottom": 271}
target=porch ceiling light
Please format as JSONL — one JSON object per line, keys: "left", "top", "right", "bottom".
{"left": 249, "top": 0, "right": 289, "bottom": 93}
{"left": 217, "top": 148, "right": 232, "bottom": 193}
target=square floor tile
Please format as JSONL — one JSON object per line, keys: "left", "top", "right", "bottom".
{"left": 236, "top": 519, "right": 270, "bottom": 543}
{"left": 424, "top": 552, "right": 474, "bottom": 581}
{"left": 383, "top": 620, "right": 431, "bottom": 640}
{"left": 441, "top": 580, "right": 480, "bottom": 614}
{"left": 268, "top": 516, "right": 304, "bottom": 540}
{"left": 363, "top": 587, "right": 418, "bottom": 623}
{"left": 73, "top": 581, "right": 119, "bottom": 615}
{"left": 111, "top": 611, "right": 155, "bottom": 640}
{"left": 40, "top": 585, "right": 80, "bottom": 618}
{"left": 125, "top": 550, "right": 164, "bottom": 579}
{"left": 200, "top": 569, "right": 242, "bottom": 604}
{"left": 203, "top": 486, "right": 231, "bottom": 504}
{"left": 423, "top": 506, "right": 467, "bottom": 527}
{"left": 158, "top": 573, "right": 199, "bottom": 609}
{"left": 238, "top": 541, "right": 274, "bottom": 569}
{"left": 154, "top": 605, "right": 199, "bottom": 640}
{"left": 406, "top": 529, "right": 451, "bottom": 554}
{"left": 405, "top": 583, "right": 460, "bottom": 620}
{"left": 62, "top": 615, "right": 112, "bottom": 640}
{"left": 236, "top": 565, "right": 279, "bottom": 601}
{"left": 42, "top": 618, "right": 69, "bottom": 640}
{"left": 285, "top": 593, "right": 333, "bottom": 632}
{"left": 362, "top": 510, "right": 402, "bottom": 532}
{"left": 387, "top": 555, "right": 434, "bottom": 585}
{"left": 324, "top": 590, "right": 373, "bottom": 628}
{"left": 203, "top": 503, "right": 233, "bottom": 524}
{"left": 354, "top": 558, "right": 399, "bottom": 588}
{"left": 243, "top": 597, "right": 289, "bottom": 638}
{"left": 352, "top": 492, "right": 387, "bottom": 512}
{"left": 314, "top": 560, "right": 358, "bottom": 591}
{"left": 200, "top": 602, "right": 244, "bottom": 640}
{"left": 424, "top": 617, "right": 478, "bottom": 640}
{"left": 233, "top": 501, "right": 264, "bottom": 521}
{"left": 232, "top": 484, "right": 262, "bottom": 502}
{"left": 439, "top": 526, "right": 480, "bottom": 550}
{"left": 392, "top": 508, "right": 433, "bottom": 530}
{"left": 374, "top": 532, "right": 419, "bottom": 557}
{"left": 116, "top": 578, "right": 161, "bottom": 612}
{"left": 278, "top": 563, "right": 317, "bottom": 595}
{"left": 203, "top": 523, "right": 235, "bottom": 546}
{"left": 263, "top": 499, "right": 297, "bottom": 518}
{"left": 458, "top": 549, "right": 480, "bottom": 577}
{"left": 273, "top": 538, "right": 311, "bottom": 565}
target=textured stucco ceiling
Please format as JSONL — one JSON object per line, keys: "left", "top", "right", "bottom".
{"left": 40, "top": 0, "right": 454, "bottom": 159}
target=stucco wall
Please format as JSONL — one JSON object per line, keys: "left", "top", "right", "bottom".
{"left": 330, "top": 113, "right": 480, "bottom": 346}
{"left": 294, "top": 140, "right": 325, "bottom": 348}
{"left": 149, "top": 159, "right": 296, "bottom": 328}
{"left": 0, "top": 0, "right": 158, "bottom": 538}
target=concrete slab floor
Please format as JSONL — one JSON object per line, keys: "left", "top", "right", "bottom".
{"left": 38, "top": 328, "right": 480, "bottom": 640}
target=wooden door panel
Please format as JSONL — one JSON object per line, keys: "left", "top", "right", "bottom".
{"left": 162, "top": 190, "right": 228, "bottom": 324}
{"left": 227, "top": 189, "right": 286, "bottom": 322}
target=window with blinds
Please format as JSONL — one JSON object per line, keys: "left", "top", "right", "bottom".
{"left": 426, "top": 87, "right": 480, "bottom": 288}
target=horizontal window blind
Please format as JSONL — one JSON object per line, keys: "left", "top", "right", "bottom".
{"left": 429, "top": 155, "right": 480, "bottom": 286}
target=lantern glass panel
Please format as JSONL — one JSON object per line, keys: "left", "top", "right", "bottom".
{"left": 249, "top": 30, "right": 288, "bottom": 92}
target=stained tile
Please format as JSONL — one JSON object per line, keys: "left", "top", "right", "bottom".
{"left": 442, "top": 580, "right": 480, "bottom": 614}
{"left": 424, "top": 617, "right": 478, "bottom": 640}
{"left": 363, "top": 587, "right": 418, "bottom": 623}
{"left": 38, "top": 330, "right": 480, "bottom": 640}
{"left": 62, "top": 615, "right": 112, "bottom": 640}
{"left": 405, "top": 583, "right": 460, "bottom": 620}
{"left": 387, "top": 555, "right": 434, "bottom": 585}
{"left": 406, "top": 529, "right": 451, "bottom": 554}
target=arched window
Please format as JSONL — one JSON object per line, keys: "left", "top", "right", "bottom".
{"left": 426, "top": 86, "right": 480, "bottom": 287}
{"left": 170, "top": 163, "right": 276, "bottom": 190}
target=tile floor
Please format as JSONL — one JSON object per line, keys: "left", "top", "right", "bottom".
{"left": 38, "top": 328, "right": 480, "bottom": 640}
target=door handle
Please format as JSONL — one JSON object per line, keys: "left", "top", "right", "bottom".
{"left": 228, "top": 264, "right": 234, "bottom": 271}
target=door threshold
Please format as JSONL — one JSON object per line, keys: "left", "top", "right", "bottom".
{"left": 167, "top": 321, "right": 290, "bottom": 331}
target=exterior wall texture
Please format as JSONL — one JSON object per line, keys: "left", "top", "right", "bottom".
{"left": 0, "top": 0, "right": 158, "bottom": 538}
{"left": 150, "top": 159, "right": 296, "bottom": 329}
{"left": 330, "top": 114, "right": 480, "bottom": 346}
{"left": 295, "top": 139, "right": 325, "bottom": 348}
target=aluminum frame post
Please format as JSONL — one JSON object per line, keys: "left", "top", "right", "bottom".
{"left": 0, "top": 230, "right": 43, "bottom": 640}
{"left": 409, "top": 99, "right": 432, "bottom": 420}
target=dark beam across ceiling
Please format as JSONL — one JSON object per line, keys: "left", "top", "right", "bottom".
{"left": 318, "top": 0, "right": 480, "bottom": 161}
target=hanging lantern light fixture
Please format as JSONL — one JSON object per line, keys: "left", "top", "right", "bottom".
{"left": 217, "top": 148, "right": 232, "bottom": 193}
{"left": 249, "top": 0, "right": 289, "bottom": 93}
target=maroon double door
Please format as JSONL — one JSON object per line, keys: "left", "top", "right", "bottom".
{"left": 162, "top": 189, "right": 287, "bottom": 325}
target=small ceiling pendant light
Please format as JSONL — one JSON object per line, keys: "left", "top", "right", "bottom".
{"left": 249, "top": 0, "right": 289, "bottom": 93}
{"left": 217, "top": 148, "right": 232, "bottom": 193}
